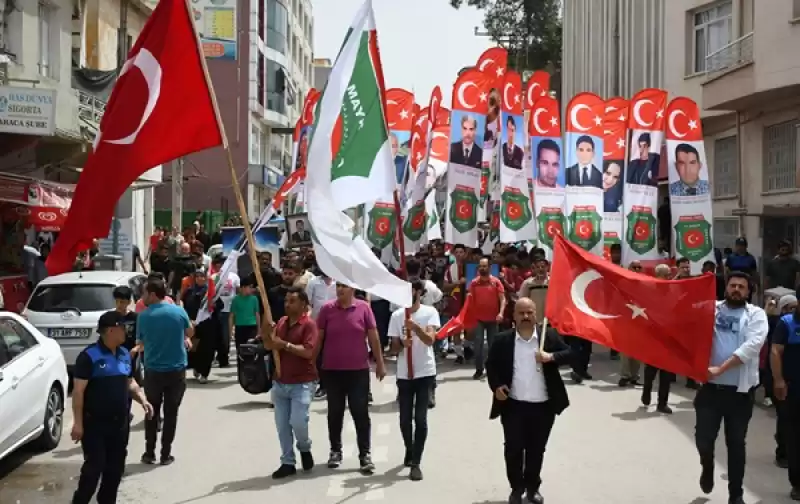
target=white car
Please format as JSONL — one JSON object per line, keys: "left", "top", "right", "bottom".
{"left": 0, "top": 312, "right": 68, "bottom": 461}
{"left": 23, "top": 271, "right": 147, "bottom": 372}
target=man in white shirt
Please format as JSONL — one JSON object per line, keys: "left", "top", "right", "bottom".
{"left": 305, "top": 270, "right": 337, "bottom": 399}
{"left": 694, "top": 271, "right": 767, "bottom": 504}
{"left": 213, "top": 258, "right": 240, "bottom": 368}
{"left": 388, "top": 280, "right": 440, "bottom": 482}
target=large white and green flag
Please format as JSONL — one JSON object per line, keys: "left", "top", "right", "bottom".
{"left": 305, "top": 0, "right": 412, "bottom": 308}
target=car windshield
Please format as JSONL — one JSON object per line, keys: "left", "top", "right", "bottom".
{"left": 27, "top": 284, "right": 116, "bottom": 313}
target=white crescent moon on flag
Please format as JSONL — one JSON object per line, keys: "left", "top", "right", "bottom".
{"left": 605, "top": 104, "right": 618, "bottom": 113}
{"left": 635, "top": 225, "right": 646, "bottom": 237}
{"left": 457, "top": 81, "right": 479, "bottom": 110}
{"left": 570, "top": 269, "right": 619, "bottom": 320}
{"left": 503, "top": 82, "right": 514, "bottom": 110}
{"left": 478, "top": 58, "right": 493, "bottom": 71}
{"left": 532, "top": 108, "right": 546, "bottom": 134}
{"left": 570, "top": 104, "right": 592, "bottom": 132}
{"left": 578, "top": 223, "right": 590, "bottom": 235}
{"left": 105, "top": 49, "right": 162, "bottom": 145}
{"left": 386, "top": 99, "right": 399, "bottom": 127}
{"left": 527, "top": 82, "right": 541, "bottom": 108}
{"left": 687, "top": 232, "right": 699, "bottom": 245}
{"left": 430, "top": 131, "right": 447, "bottom": 159}
{"left": 669, "top": 109, "right": 688, "bottom": 138}
{"left": 633, "top": 99, "right": 654, "bottom": 127}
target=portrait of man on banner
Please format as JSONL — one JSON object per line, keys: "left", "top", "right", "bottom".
{"left": 501, "top": 115, "right": 524, "bottom": 170}
{"left": 295, "top": 126, "right": 309, "bottom": 171}
{"left": 390, "top": 132, "right": 410, "bottom": 185}
{"left": 532, "top": 137, "right": 564, "bottom": 189}
{"left": 669, "top": 143, "right": 710, "bottom": 196}
{"left": 602, "top": 160, "right": 624, "bottom": 212}
{"left": 626, "top": 132, "right": 661, "bottom": 187}
{"left": 449, "top": 111, "right": 485, "bottom": 169}
{"left": 565, "top": 135, "right": 602, "bottom": 188}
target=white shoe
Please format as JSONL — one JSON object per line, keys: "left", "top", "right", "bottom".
{"left": 197, "top": 376, "right": 208, "bottom": 384}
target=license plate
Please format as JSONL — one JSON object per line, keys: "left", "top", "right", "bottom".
{"left": 48, "top": 328, "right": 92, "bottom": 338}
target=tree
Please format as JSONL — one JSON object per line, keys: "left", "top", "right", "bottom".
{"left": 450, "top": 0, "right": 562, "bottom": 73}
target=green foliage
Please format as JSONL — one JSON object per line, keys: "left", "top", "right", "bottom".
{"left": 450, "top": 0, "right": 562, "bottom": 72}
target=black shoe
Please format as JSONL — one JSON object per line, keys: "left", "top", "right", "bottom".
{"left": 656, "top": 404, "right": 673, "bottom": 414}
{"left": 790, "top": 487, "right": 800, "bottom": 501}
{"left": 327, "top": 451, "right": 343, "bottom": 469}
{"left": 300, "top": 451, "right": 314, "bottom": 471}
{"left": 618, "top": 378, "right": 629, "bottom": 387}
{"left": 728, "top": 498, "right": 745, "bottom": 504}
{"left": 359, "top": 454, "right": 375, "bottom": 475}
{"left": 428, "top": 389, "right": 436, "bottom": 409}
{"left": 777, "top": 456, "right": 789, "bottom": 469}
{"left": 314, "top": 387, "right": 327, "bottom": 399}
{"left": 641, "top": 388, "right": 652, "bottom": 406}
{"left": 454, "top": 355, "right": 464, "bottom": 365}
{"left": 141, "top": 452, "right": 156, "bottom": 465}
{"left": 527, "top": 490, "right": 544, "bottom": 504}
{"left": 700, "top": 464, "right": 714, "bottom": 494}
{"left": 271, "top": 464, "right": 297, "bottom": 479}
{"left": 464, "top": 347, "right": 474, "bottom": 360}
{"left": 570, "top": 371, "right": 583, "bottom": 384}
{"left": 629, "top": 379, "right": 640, "bottom": 386}
{"left": 580, "top": 372, "right": 593, "bottom": 380}
{"left": 409, "top": 465, "right": 423, "bottom": 481}
{"left": 368, "top": 392, "right": 374, "bottom": 405}
{"left": 473, "top": 370, "right": 484, "bottom": 380}
{"left": 404, "top": 449, "right": 412, "bottom": 467}
{"left": 508, "top": 490, "right": 524, "bottom": 504}
{"left": 160, "top": 455, "right": 175, "bottom": 466}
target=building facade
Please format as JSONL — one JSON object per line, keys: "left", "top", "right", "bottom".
{"left": 313, "top": 57, "right": 332, "bottom": 91}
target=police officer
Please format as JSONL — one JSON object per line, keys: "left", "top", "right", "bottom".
{"left": 71, "top": 310, "right": 154, "bottom": 504}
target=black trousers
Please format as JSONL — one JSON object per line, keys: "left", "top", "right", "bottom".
{"left": 234, "top": 325, "right": 258, "bottom": 352}
{"left": 72, "top": 417, "right": 129, "bottom": 504}
{"left": 694, "top": 384, "right": 754, "bottom": 499}
{"left": 784, "top": 396, "right": 800, "bottom": 488}
{"left": 776, "top": 399, "right": 789, "bottom": 460}
{"left": 566, "top": 336, "right": 592, "bottom": 375}
{"left": 643, "top": 365, "right": 674, "bottom": 406}
{"left": 501, "top": 399, "right": 556, "bottom": 494}
{"left": 397, "top": 376, "right": 434, "bottom": 465}
{"left": 371, "top": 299, "right": 391, "bottom": 349}
{"left": 188, "top": 320, "right": 217, "bottom": 378}
{"left": 325, "top": 369, "right": 371, "bottom": 456}
{"left": 144, "top": 370, "right": 187, "bottom": 457}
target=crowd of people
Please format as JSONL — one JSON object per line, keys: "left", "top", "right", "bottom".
{"left": 65, "top": 225, "right": 800, "bottom": 504}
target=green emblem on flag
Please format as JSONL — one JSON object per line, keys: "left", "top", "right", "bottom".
{"left": 625, "top": 207, "right": 657, "bottom": 254}
{"left": 403, "top": 200, "right": 427, "bottom": 242}
{"left": 367, "top": 202, "right": 396, "bottom": 249}
{"left": 568, "top": 206, "right": 602, "bottom": 251}
{"left": 448, "top": 185, "right": 478, "bottom": 233}
{"left": 500, "top": 188, "right": 533, "bottom": 231}
{"left": 536, "top": 207, "right": 565, "bottom": 249}
{"left": 674, "top": 216, "right": 713, "bottom": 261}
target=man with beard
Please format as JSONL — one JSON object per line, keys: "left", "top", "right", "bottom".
{"left": 469, "top": 256, "right": 506, "bottom": 380}
{"left": 695, "top": 272, "right": 768, "bottom": 504}
{"left": 269, "top": 265, "right": 298, "bottom": 322}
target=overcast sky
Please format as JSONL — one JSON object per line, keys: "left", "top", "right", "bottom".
{"left": 311, "top": 0, "right": 492, "bottom": 108}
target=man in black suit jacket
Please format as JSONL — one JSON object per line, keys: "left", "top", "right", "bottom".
{"left": 502, "top": 116, "right": 524, "bottom": 169}
{"left": 564, "top": 135, "right": 602, "bottom": 188}
{"left": 487, "top": 298, "right": 571, "bottom": 504}
{"left": 449, "top": 114, "right": 483, "bottom": 169}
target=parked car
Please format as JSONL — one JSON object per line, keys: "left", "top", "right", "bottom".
{"left": 23, "top": 271, "right": 146, "bottom": 372}
{"left": 0, "top": 312, "right": 69, "bottom": 461}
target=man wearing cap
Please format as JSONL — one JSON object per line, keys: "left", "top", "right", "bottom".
{"left": 726, "top": 238, "right": 758, "bottom": 288}
{"left": 71, "top": 311, "right": 154, "bottom": 504}
{"left": 767, "top": 240, "right": 800, "bottom": 293}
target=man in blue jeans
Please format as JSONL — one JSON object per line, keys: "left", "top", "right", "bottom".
{"left": 267, "top": 286, "right": 320, "bottom": 479}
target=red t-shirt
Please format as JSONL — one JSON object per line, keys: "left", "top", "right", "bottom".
{"left": 149, "top": 234, "right": 161, "bottom": 253}
{"left": 275, "top": 314, "right": 319, "bottom": 384}
{"left": 468, "top": 275, "right": 505, "bottom": 322}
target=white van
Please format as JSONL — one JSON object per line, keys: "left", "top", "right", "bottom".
{"left": 22, "top": 271, "right": 147, "bottom": 372}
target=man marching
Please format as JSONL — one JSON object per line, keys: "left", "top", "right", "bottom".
{"left": 487, "top": 298, "right": 571, "bottom": 504}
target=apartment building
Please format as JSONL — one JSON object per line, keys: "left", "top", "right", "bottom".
{"left": 313, "top": 57, "right": 332, "bottom": 90}
{"left": 663, "top": 0, "right": 800, "bottom": 258}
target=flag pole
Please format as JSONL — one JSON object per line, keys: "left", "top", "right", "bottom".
{"left": 182, "top": 0, "right": 280, "bottom": 376}
{"left": 539, "top": 317, "right": 548, "bottom": 352}
{"left": 392, "top": 189, "right": 414, "bottom": 379}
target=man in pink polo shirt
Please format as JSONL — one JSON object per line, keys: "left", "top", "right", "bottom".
{"left": 316, "top": 282, "right": 386, "bottom": 476}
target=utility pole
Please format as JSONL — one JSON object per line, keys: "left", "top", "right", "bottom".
{"left": 112, "top": 0, "right": 129, "bottom": 256}
{"left": 172, "top": 158, "right": 184, "bottom": 231}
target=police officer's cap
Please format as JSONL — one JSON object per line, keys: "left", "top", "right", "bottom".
{"left": 97, "top": 310, "right": 126, "bottom": 332}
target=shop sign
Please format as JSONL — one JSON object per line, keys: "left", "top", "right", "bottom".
{"left": 0, "top": 87, "right": 56, "bottom": 136}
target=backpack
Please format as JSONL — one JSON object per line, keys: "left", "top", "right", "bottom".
{"left": 237, "top": 343, "right": 272, "bottom": 395}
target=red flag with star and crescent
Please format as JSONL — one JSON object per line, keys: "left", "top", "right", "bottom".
{"left": 545, "top": 235, "right": 716, "bottom": 381}
{"left": 46, "top": 0, "right": 223, "bottom": 275}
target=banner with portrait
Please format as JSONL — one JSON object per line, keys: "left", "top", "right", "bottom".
{"left": 289, "top": 89, "right": 319, "bottom": 214}
{"left": 563, "top": 93, "right": 606, "bottom": 256}
{"left": 521, "top": 72, "right": 550, "bottom": 249}
{"left": 528, "top": 96, "right": 564, "bottom": 259}
{"left": 601, "top": 97, "right": 629, "bottom": 260}
{"left": 622, "top": 89, "right": 667, "bottom": 265}
{"left": 476, "top": 48, "right": 508, "bottom": 224}
{"left": 666, "top": 97, "right": 715, "bottom": 274}
{"left": 498, "top": 70, "right": 535, "bottom": 242}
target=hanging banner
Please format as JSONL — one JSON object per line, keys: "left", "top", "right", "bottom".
{"left": 445, "top": 69, "right": 493, "bottom": 246}
{"left": 476, "top": 47, "right": 508, "bottom": 224}
{"left": 665, "top": 97, "right": 714, "bottom": 274}
{"left": 523, "top": 70, "right": 551, "bottom": 249}
{"left": 622, "top": 88, "right": 667, "bottom": 265}
{"left": 289, "top": 89, "right": 319, "bottom": 214}
{"left": 602, "top": 97, "right": 629, "bottom": 260}
{"left": 529, "top": 96, "right": 564, "bottom": 259}
{"left": 563, "top": 92, "right": 605, "bottom": 256}
{"left": 498, "top": 70, "right": 535, "bottom": 242}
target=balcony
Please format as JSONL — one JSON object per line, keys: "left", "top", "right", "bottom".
{"left": 77, "top": 90, "right": 106, "bottom": 142}
{"left": 702, "top": 32, "right": 757, "bottom": 111}
{"left": 705, "top": 32, "right": 754, "bottom": 80}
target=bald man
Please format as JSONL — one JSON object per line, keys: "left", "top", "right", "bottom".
{"left": 486, "top": 298, "right": 572, "bottom": 504}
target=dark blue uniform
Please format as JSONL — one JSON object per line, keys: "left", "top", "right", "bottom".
{"left": 72, "top": 340, "right": 133, "bottom": 504}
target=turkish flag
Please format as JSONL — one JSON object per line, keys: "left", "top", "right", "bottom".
{"left": 544, "top": 235, "right": 716, "bottom": 381}
{"left": 435, "top": 294, "right": 477, "bottom": 340}
{"left": 46, "top": 0, "right": 222, "bottom": 275}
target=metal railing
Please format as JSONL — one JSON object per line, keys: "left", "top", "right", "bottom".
{"left": 705, "top": 32, "right": 754, "bottom": 78}
{"left": 77, "top": 89, "right": 106, "bottom": 141}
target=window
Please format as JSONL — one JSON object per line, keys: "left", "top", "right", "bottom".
{"left": 713, "top": 136, "right": 739, "bottom": 197}
{"left": 38, "top": 2, "right": 57, "bottom": 78}
{"left": 763, "top": 120, "right": 799, "bottom": 192}
{"left": 693, "top": 2, "right": 733, "bottom": 73}
{"left": 27, "top": 284, "right": 117, "bottom": 313}
{"left": 267, "top": 0, "right": 289, "bottom": 54}
{"left": 251, "top": 124, "right": 261, "bottom": 164}
{"left": 258, "top": 0, "right": 265, "bottom": 41}
{"left": 0, "top": 318, "right": 39, "bottom": 363}
{"left": 266, "top": 59, "right": 286, "bottom": 114}
{"left": 713, "top": 218, "right": 740, "bottom": 251}
{"left": 257, "top": 55, "right": 265, "bottom": 108}
{"left": 794, "top": 0, "right": 800, "bottom": 19}
{"left": 259, "top": 129, "right": 268, "bottom": 166}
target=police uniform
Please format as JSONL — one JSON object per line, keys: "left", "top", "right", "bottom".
{"left": 72, "top": 311, "right": 134, "bottom": 504}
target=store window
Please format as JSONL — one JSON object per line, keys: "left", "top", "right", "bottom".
{"left": 266, "top": 59, "right": 286, "bottom": 115}
{"left": 267, "top": 0, "right": 289, "bottom": 55}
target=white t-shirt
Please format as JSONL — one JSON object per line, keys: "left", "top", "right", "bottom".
{"left": 305, "top": 275, "right": 337, "bottom": 319}
{"left": 388, "top": 305, "right": 440, "bottom": 380}
{"left": 216, "top": 272, "right": 240, "bottom": 312}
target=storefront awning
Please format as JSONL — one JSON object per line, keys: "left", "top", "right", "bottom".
{"left": 0, "top": 173, "right": 72, "bottom": 230}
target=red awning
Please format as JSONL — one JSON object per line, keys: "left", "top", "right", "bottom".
{"left": 0, "top": 174, "right": 73, "bottom": 231}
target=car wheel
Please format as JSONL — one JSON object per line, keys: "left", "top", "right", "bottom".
{"left": 35, "top": 385, "right": 64, "bottom": 451}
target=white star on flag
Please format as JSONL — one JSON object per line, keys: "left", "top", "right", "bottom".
{"left": 656, "top": 109, "right": 664, "bottom": 119}
{"left": 479, "top": 92, "right": 488, "bottom": 102}
{"left": 616, "top": 138, "right": 625, "bottom": 149}
{"left": 618, "top": 113, "right": 626, "bottom": 121}
{"left": 550, "top": 117, "right": 558, "bottom": 126}
{"left": 514, "top": 94, "right": 521, "bottom": 104}
{"left": 496, "top": 67, "right": 504, "bottom": 77}
{"left": 688, "top": 119, "right": 698, "bottom": 130}
{"left": 399, "top": 109, "right": 409, "bottom": 120}
{"left": 626, "top": 304, "right": 648, "bottom": 319}
{"left": 594, "top": 115, "right": 602, "bottom": 126}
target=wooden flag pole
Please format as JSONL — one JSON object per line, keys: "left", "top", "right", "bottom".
{"left": 392, "top": 189, "right": 414, "bottom": 379}
{"left": 539, "top": 316, "right": 549, "bottom": 352}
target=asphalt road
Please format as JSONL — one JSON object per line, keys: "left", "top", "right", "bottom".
{"left": 0, "top": 351, "right": 795, "bottom": 504}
